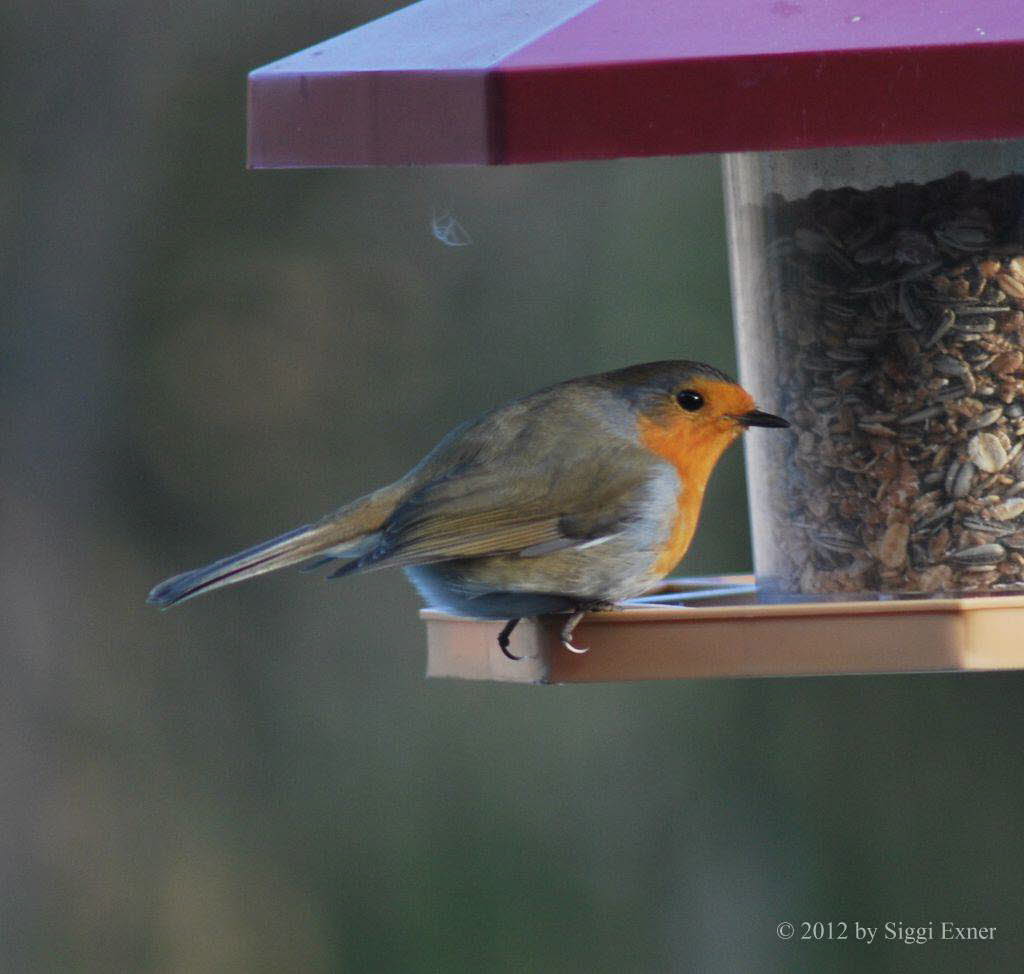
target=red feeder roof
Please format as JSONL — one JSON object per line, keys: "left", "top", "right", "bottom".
{"left": 248, "top": 0, "right": 1024, "bottom": 168}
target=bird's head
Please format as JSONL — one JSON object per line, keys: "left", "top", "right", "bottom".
{"left": 602, "top": 360, "right": 789, "bottom": 481}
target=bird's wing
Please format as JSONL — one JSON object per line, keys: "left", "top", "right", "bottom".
{"left": 329, "top": 440, "right": 662, "bottom": 577}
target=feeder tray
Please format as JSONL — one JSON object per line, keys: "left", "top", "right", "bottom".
{"left": 248, "top": 0, "right": 1024, "bottom": 681}
{"left": 423, "top": 577, "right": 1024, "bottom": 683}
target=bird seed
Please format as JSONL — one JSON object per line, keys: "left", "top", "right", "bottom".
{"left": 746, "top": 170, "right": 1024, "bottom": 595}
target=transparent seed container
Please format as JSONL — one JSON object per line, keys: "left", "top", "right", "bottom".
{"left": 725, "top": 140, "right": 1024, "bottom": 599}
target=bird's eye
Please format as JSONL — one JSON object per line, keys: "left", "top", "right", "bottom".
{"left": 676, "top": 389, "right": 704, "bottom": 411}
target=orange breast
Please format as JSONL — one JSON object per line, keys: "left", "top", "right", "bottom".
{"left": 638, "top": 408, "right": 744, "bottom": 579}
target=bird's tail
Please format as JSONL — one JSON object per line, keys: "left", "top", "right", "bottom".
{"left": 147, "top": 482, "right": 406, "bottom": 608}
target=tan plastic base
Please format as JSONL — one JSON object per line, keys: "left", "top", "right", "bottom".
{"left": 421, "top": 576, "right": 1024, "bottom": 684}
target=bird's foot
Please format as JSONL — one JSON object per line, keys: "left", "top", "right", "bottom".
{"left": 560, "top": 610, "right": 588, "bottom": 653}
{"left": 559, "top": 601, "right": 613, "bottom": 654}
{"left": 500, "top": 604, "right": 614, "bottom": 657}
{"left": 497, "top": 618, "right": 521, "bottom": 660}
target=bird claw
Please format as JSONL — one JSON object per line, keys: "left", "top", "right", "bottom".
{"left": 561, "top": 636, "right": 589, "bottom": 654}
{"left": 497, "top": 618, "right": 522, "bottom": 660}
{"left": 559, "top": 610, "right": 589, "bottom": 654}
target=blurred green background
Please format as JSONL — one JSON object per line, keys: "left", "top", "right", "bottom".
{"left": 4, "top": 1, "right": 1023, "bottom": 971}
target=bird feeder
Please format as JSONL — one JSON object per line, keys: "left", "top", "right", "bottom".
{"left": 248, "top": 0, "right": 1024, "bottom": 681}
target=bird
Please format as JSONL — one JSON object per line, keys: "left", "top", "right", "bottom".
{"left": 147, "top": 360, "right": 788, "bottom": 657}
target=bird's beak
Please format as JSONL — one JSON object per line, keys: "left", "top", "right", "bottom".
{"left": 736, "top": 409, "right": 789, "bottom": 428}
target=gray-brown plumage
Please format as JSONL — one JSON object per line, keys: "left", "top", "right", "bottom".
{"left": 148, "top": 361, "right": 787, "bottom": 650}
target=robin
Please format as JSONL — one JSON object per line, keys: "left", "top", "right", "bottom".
{"left": 148, "top": 361, "right": 788, "bottom": 657}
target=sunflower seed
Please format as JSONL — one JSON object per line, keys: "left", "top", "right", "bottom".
{"left": 952, "top": 460, "right": 977, "bottom": 498}
{"left": 934, "top": 355, "right": 968, "bottom": 377}
{"left": 957, "top": 315, "right": 997, "bottom": 333}
{"left": 949, "top": 543, "right": 1006, "bottom": 564}
{"left": 952, "top": 305, "right": 1013, "bottom": 316}
{"left": 965, "top": 407, "right": 1005, "bottom": 430}
{"left": 899, "top": 406, "right": 945, "bottom": 424}
{"left": 926, "top": 308, "right": 957, "bottom": 347}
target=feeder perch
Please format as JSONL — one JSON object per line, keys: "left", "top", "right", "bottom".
{"left": 248, "top": 0, "right": 1024, "bottom": 682}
